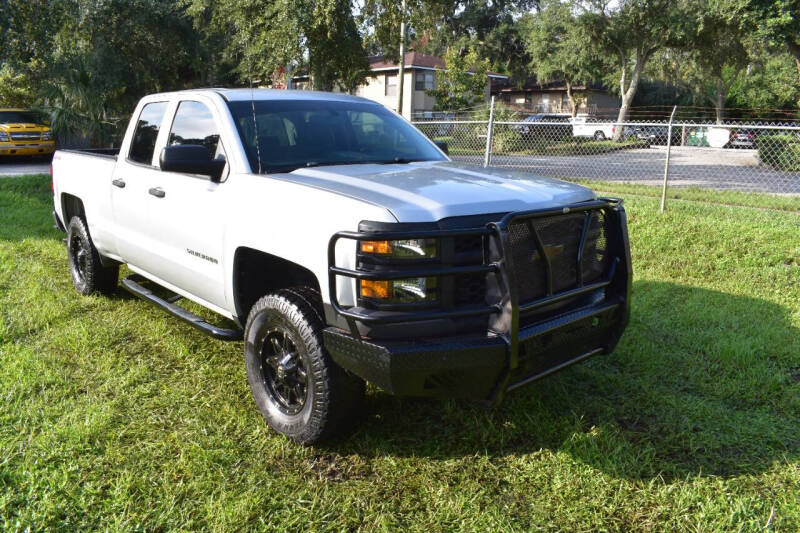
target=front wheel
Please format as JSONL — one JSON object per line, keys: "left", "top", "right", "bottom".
{"left": 244, "top": 288, "right": 365, "bottom": 444}
{"left": 67, "top": 216, "right": 118, "bottom": 295}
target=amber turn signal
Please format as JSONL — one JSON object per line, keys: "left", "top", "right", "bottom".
{"left": 360, "top": 240, "right": 393, "bottom": 254}
{"left": 360, "top": 279, "right": 392, "bottom": 299}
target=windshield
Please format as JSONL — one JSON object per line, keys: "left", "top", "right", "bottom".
{"left": 0, "top": 111, "right": 44, "bottom": 125}
{"left": 227, "top": 99, "right": 447, "bottom": 173}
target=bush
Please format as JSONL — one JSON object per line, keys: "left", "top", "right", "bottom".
{"left": 757, "top": 134, "right": 800, "bottom": 172}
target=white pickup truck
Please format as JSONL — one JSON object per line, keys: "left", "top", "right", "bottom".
{"left": 52, "top": 89, "right": 631, "bottom": 444}
{"left": 570, "top": 116, "right": 618, "bottom": 140}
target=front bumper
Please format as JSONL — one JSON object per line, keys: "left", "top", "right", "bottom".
{"left": 324, "top": 198, "right": 632, "bottom": 402}
{"left": 0, "top": 143, "right": 55, "bottom": 156}
{"left": 324, "top": 298, "right": 624, "bottom": 399}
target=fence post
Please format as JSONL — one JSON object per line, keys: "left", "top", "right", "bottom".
{"left": 483, "top": 95, "right": 495, "bottom": 168}
{"left": 660, "top": 105, "right": 678, "bottom": 213}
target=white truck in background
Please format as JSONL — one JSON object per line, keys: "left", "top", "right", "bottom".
{"left": 52, "top": 89, "right": 632, "bottom": 444}
{"left": 570, "top": 116, "right": 618, "bottom": 140}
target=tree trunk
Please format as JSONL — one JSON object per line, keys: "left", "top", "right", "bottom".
{"left": 614, "top": 55, "right": 644, "bottom": 141}
{"left": 565, "top": 80, "right": 577, "bottom": 117}
{"left": 787, "top": 40, "right": 800, "bottom": 108}
{"left": 715, "top": 78, "right": 724, "bottom": 125}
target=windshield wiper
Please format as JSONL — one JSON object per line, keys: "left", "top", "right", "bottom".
{"left": 375, "top": 157, "right": 419, "bottom": 164}
{"left": 265, "top": 161, "right": 358, "bottom": 173}
{"left": 265, "top": 158, "right": 422, "bottom": 174}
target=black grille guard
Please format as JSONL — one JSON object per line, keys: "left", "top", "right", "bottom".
{"left": 327, "top": 197, "right": 632, "bottom": 372}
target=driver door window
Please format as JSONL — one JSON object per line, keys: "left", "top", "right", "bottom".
{"left": 168, "top": 101, "right": 227, "bottom": 165}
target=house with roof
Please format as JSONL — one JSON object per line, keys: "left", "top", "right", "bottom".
{"left": 291, "top": 52, "right": 508, "bottom": 120}
{"left": 492, "top": 78, "right": 620, "bottom": 117}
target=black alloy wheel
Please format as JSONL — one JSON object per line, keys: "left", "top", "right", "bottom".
{"left": 66, "top": 216, "right": 119, "bottom": 295}
{"left": 259, "top": 329, "right": 308, "bottom": 415}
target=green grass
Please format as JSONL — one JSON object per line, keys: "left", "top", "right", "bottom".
{"left": 570, "top": 179, "right": 800, "bottom": 213}
{"left": 501, "top": 138, "right": 649, "bottom": 156}
{"left": 2, "top": 175, "right": 800, "bottom": 530}
{"left": 433, "top": 136, "right": 649, "bottom": 157}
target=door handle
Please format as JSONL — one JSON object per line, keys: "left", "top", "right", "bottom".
{"left": 112, "top": 179, "right": 126, "bottom": 188}
{"left": 148, "top": 187, "right": 165, "bottom": 198}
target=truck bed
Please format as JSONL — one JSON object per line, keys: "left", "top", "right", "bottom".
{"left": 57, "top": 147, "right": 120, "bottom": 159}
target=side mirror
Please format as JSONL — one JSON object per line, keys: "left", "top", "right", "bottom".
{"left": 160, "top": 144, "right": 226, "bottom": 182}
{"left": 434, "top": 140, "right": 449, "bottom": 155}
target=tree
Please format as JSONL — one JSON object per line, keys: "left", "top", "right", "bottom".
{"left": 580, "top": 0, "right": 691, "bottom": 138}
{"left": 744, "top": 0, "right": 800, "bottom": 107}
{"left": 426, "top": 46, "right": 490, "bottom": 111}
{"left": 0, "top": 0, "right": 69, "bottom": 91}
{"left": 192, "top": 0, "right": 370, "bottom": 91}
{"left": 0, "top": 65, "right": 35, "bottom": 108}
{"left": 1, "top": 0, "right": 203, "bottom": 145}
{"left": 727, "top": 48, "right": 800, "bottom": 112}
{"left": 520, "top": 0, "right": 604, "bottom": 116}
{"left": 690, "top": 0, "right": 751, "bottom": 122}
{"left": 421, "top": 0, "right": 537, "bottom": 80}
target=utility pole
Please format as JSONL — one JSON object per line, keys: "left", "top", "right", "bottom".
{"left": 396, "top": 0, "right": 407, "bottom": 117}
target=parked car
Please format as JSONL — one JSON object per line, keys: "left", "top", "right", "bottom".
{"left": 52, "top": 89, "right": 631, "bottom": 444}
{"left": 630, "top": 125, "right": 681, "bottom": 146}
{"left": 729, "top": 129, "right": 759, "bottom": 149}
{"left": 514, "top": 113, "right": 572, "bottom": 140}
{"left": 0, "top": 109, "right": 55, "bottom": 160}
{"left": 570, "top": 116, "right": 617, "bottom": 140}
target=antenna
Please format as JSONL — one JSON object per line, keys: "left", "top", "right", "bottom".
{"left": 250, "top": 80, "right": 262, "bottom": 175}
{"left": 246, "top": 24, "right": 262, "bottom": 174}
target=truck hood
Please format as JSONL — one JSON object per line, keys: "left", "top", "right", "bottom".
{"left": 276, "top": 161, "right": 596, "bottom": 222}
{"left": 0, "top": 123, "right": 48, "bottom": 131}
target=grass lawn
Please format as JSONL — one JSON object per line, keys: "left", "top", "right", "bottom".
{"left": 432, "top": 136, "right": 648, "bottom": 157}
{"left": 2, "top": 175, "right": 799, "bottom": 530}
{"left": 570, "top": 179, "right": 800, "bottom": 213}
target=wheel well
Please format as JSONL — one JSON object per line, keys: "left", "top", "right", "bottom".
{"left": 61, "top": 193, "right": 85, "bottom": 223}
{"left": 233, "top": 247, "right": 322, "bottom": 323}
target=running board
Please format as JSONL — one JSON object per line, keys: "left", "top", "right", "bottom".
{"left": 121, "top": 274, "right": 243, "bottom": 341}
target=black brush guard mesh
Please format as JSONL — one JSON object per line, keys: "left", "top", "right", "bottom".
{"left": 507, "top": 210, "right": 611, "bottom": 303}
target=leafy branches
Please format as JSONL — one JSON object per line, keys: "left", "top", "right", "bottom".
{"left": 520, "top": 0, "right": 604, "bottom": 116}
{"left": 426, "top": 46, "right": 490, "bottom": 111}
{"left": 191, "top": 0, "right": 370, "bottom": 91}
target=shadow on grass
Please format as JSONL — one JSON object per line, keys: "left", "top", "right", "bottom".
{"left": 326, "top": 281, "right": 800, "bottom": 481}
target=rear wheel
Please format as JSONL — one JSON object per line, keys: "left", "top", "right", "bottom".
{"left": 67, "top": 216, "right": 118, "bottom": 295}
{"left": 244, "top": 288, "right": 365, "bottom": 444}
{"left": 594, "top": 131, "right": 606, "bottom": 140}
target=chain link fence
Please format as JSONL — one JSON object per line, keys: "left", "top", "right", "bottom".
{"left": 413, "top": 102, "right": 800, "bottom": 212}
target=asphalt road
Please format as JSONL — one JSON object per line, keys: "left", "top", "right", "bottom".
{"left": 455, "top": 146, "right": 800, "bottom": 195}
{"left": 3, "top": 147, "right": 798, "bottom": 196}
{"left": 0, "top": 159, "right": 51, "bottom": 177}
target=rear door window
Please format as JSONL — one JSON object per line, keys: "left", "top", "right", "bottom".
{"left": 128, "top": 102, "right": 168, "bottom": 165}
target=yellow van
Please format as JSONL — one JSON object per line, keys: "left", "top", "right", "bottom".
{"left": 0, "top": 109, "right": 55, "bottom": 158}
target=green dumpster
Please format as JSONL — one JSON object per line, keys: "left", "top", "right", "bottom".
{"left": 687, "top": 127, "right": 710, "bottom": 147}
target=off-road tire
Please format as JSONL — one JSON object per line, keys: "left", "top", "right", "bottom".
{"left": 244, "top": 287, "right": 365, "bottom": 444}
{"left": 66, "top": 216, "right": 119, "bottom": 295}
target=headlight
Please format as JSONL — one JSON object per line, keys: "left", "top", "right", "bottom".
{"left": 0, "top": 132, "right": 8, "bottom": 142}
{"left": 360, "top": 277, "right": 438, "bottom": 303}
{"left": 360, "top": 239, "right": 437, "bottom": 259}
{"left": 42, "top": 131, "right": 52, "bottom": 141}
